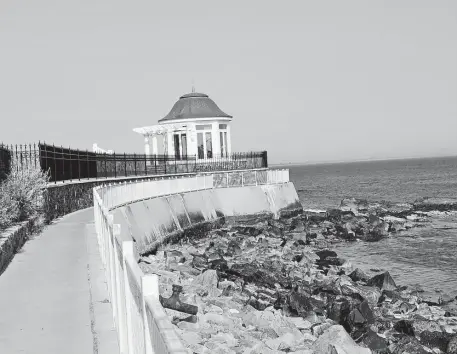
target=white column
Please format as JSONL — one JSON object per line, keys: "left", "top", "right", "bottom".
{"left": 226, "top": 124, "right": 232, "bottom": 155}
{"left": 151, "top": 136, "right": 158, "bottom": 155}
{"left": 144, "top": 136, "right": 150, "bottom": 155}
{"left": 167, "top": 131, "right": 173, "bottom": 156}
{"left": 212, "top": 122, "right": 221, "bottom": 158}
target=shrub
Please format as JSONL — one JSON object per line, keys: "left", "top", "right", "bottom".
{"left": 0, "top": 161, "right": 49, "bottom": 230}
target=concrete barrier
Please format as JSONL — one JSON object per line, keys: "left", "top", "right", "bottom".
{"left": 93, "top": 168, "right": 300, "bottom": 354}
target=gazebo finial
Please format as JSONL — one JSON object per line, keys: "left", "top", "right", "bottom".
{"left": 191, "top": 79, "right": 195, "bottom": 93}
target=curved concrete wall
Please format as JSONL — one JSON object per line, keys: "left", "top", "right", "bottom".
{"left": 114, "top": 182, "right": 301, "bottom": 255}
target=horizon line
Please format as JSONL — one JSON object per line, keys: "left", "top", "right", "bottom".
{"left": 270, "top": 153, "right": 457, "bottom": 167}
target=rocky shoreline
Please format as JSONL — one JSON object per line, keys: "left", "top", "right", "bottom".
{"left": 139, "top": 197, "right": 457, "bottom": 353}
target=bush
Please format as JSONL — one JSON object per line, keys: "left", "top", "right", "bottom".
{"left": 0, "top": 162, "right": 49, "bottom": 230}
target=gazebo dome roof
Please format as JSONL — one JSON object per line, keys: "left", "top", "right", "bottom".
{"left": 158, "top": 92, "right": 232, "bottom": 122}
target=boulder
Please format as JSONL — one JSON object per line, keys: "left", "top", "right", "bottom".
{"left": 327, "top": 297, "right": 351, "bottom": 324}
{"left": 358, "top": 329, "right": 389, "bottom": 354}
{"left": 448, "top": 335, "right": 457, "bottom": 354}
{"left": 367, "top": 272, "right": 397, "bottom": 291}
{"left": 419, "top": 330, "right": 450, "bottom": 352}
{"left": 349, "top": 268, "right": 370, "bottom": 282}
{"left": 193, "top": 269, "right": 218, "bottom": 289}
{"left": 413, "top": 197, "right": 457, "bottom": 212}
{"left": 339, "top": 198, "right": 369, "bottom": 215}
{"left": 392, "top": 336, "right": 429, "bottom": 354}
{"left": 393, "top": 320, "right": 415, "bottom": 336}
{"left": 288, "top": 291, "right": 313, "bottom": 317}
{"left": 312, "top": 325, "right": 372, "bottom": 354}
{"left": 346, "top": 300, "right": 374, "bottom": 333}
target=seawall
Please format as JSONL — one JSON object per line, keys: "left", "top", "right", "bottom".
{"left": 93, "top": 168, "right": 300, "bottom": 354}
{"left": 114, "top": 182, "right": 302, "bottom": 255}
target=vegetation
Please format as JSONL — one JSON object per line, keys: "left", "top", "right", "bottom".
{"left": 0, "top": 161, "right": 49, "bottom": 230}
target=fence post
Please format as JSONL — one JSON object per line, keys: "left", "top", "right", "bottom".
{"left": 144, "top": 153, "right": 147, "bottom": 176}
{"left": 105, "top": 153, "right": 108, "bottom": 179}
{"left": 124, "top": 153, "right": 127, "bottom": 178}
{"left": 154, "top": 155, "right": 157, "bottom": 174}
{"left": 53, "top": 144, "right": 57, "bottom": 184}
{"left": 134, "top": 153, "right": 137, "bottom": 176}
{"left": 62, "top": 145, "right": 65, "bottom": 182}
{"left": 77, "top": 148, "right": 81, "bottom": 181}
{"left": 69, "top": 146, "right": 72, "bottom": 182}
{"left": 86, "top": 149, "right": 89, "bottom": 180}
{"left": 114, "top": 152, "right": 117, "bottom": 178}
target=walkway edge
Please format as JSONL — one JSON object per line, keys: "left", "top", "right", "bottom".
{"left": 85, "top": 220, "right": 120, "bottom": 354}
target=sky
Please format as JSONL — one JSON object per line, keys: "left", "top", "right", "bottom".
{"left": 0, "top": 0, "right": 456, "bottom": 164}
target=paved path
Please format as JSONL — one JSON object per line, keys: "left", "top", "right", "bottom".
{"left": 0, "top": 208, "right": 119, "bottom": 354}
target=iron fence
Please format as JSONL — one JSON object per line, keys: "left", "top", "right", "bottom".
{"left": 0, "top": 142, "right": 268, "bottom": 184}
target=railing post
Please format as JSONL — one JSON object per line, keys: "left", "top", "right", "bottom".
{"left": 142, "top": 274, "right": 159, "bottom": 354}
{"left": 62, "top": 145, "right": 65, "bottom": 181}
{"left": 154, "top": 154, "right": 157, "bottom": 174}
{"left": 77, "top": 147, "right": 80, "bottom": 181}
{"left": 86, "top": 149, "right": 89, "bottom": 180}
{"left": 144, "top": 153, "right": 147, "bottom": 176}
{"left": 53, "top": 144, "right": 57, "bottom": 184}
{"left": 69, "top": 146, "right": 72, "bottom": 182}
{"left": 114, "top": 152, "right": 117, "bottom": 178}
{"left": 124, "top": 152, "right": 127, "bottom": 177}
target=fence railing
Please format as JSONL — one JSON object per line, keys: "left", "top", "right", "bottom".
{"left": 93, "top": 169, "right": 290, "bottom": 354}
{"left": 0, "top": 142, "right": 268, "bottom": 183}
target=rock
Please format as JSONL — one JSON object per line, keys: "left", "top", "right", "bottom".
{"left": 411, "top": 319, "right": 442, "bottom": 336}
{"left": 392, "top": 336, "right": 429, "bottom": 354}
{"left": 358, "top": 329, "right": 389, "bottom": 354}
{"left": 288, "top": 291, "right": 314, "bottom": 317}
{"left": 413, "top": 197, "right": 457, "bottom": 212}
{"left": 312, "top": 322, "right": 333, "bottom": 337}
{"left": 316, "top": 249, "right": 338, "bottom": 260}
{"left": 312, "top": 325, "right": 372, "bottom": 354}
{"left": 288, "top": 317, "right": 313, "bottom": 330}
{"left": 208, "top": 258, "right": 229, "bottom": 272}
{"left": 290, "top": 218, "right": 306, "bottom": 233}
{"left": 349, "top": 268, "right": 370, "bottom": 282}
{"left": 265, "top": 332, "right": 297, "bottom": 351}
{"left": 394, "top": 320, "right": 415, "bottom": 336}
{"left": 179, "top": 331, "right": 204, "bottom": 346}
{"left": 419, "top": 330, "right": 450, "bottom": 352}
{"left": 327, "top": 297, "right": 351, "bottom": 325}
{"left": 210, "top": 332, "right": 239, "bottom": 347}
{"left": 193, "top": 269, "right": 218, "bottom": 289}
{"left": 367, "top": 272, "right": 397, "bottom": 291}
{"left": 340, "top": 198, "right": 369, "bottom": 215}
{"left": 448, "top": 335, "right": 457, "bottom": 354}
{"left": 226, "top": 240, "right": 242, "bottom": 256}
{"left": 202, "top": 313, "right": 234, "bottom": 328}
{"left": 191, "top": 254, "right": 208, "bottom": 270}
{"left": 346, "top": 300, "right": 374, "bottom": 333}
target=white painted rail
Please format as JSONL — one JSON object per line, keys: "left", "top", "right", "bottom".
{"left": 93, "top": 169, "right": 290, "bottom": 354}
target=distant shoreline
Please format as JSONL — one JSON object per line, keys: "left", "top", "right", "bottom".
{"left": 270, "top": 154, "right": 457, "bottom": 168}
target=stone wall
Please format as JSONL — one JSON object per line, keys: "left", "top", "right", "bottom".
{"left": 0, "top": 216, "right": 42, "bottom": 275}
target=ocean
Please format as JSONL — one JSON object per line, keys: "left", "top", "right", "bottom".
{"left": 288, "top": 156, "right": 457, "bottom": 295}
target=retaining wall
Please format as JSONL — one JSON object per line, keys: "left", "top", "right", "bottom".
{"left": 93, "top": 168, "right": 300, "bottom": 354}
{"left": 116, "top": 182, "right": 301, "bottom": 254}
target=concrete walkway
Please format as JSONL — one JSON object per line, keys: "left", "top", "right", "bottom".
{"left": 0, "top": 208, "right": 119, "bottom": 354}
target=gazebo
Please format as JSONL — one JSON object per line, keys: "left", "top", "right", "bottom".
{"left": 133, "top": 91, "right": 233, "bottom": 160}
